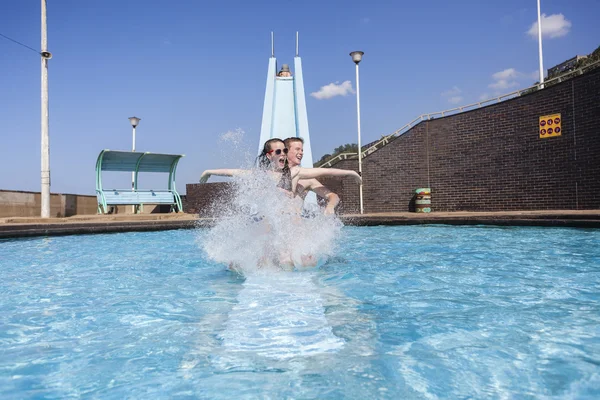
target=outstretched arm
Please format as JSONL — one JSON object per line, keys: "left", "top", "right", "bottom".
{"left": 295, "top": 167, "right": 362, "bottom": 184}
{"left": 199, "top": 169, "right": 247, "bottom": 183}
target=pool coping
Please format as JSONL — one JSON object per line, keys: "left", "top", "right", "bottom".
{"left": 1, "top": 210, "right": 599, "bottom": 238}
{"left": 0, "top": 214, "right": 207, "bottom": 239}
{"left": 340, "top": 210, "right": 600, "bottom": 228}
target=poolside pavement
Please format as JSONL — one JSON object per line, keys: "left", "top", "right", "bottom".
{"left": 1, "top": 210, "right": 599, "bottom": 238}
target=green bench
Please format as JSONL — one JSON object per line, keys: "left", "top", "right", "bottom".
{"left": 95, "top": 150, "right": 184, "bottom": 214}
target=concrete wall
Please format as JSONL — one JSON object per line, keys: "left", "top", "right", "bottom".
{"left": 0, "top": 190, "right": 98, "bottom": 218}
{"left": 0, "top": 190, "right": 172, "bottom": 218}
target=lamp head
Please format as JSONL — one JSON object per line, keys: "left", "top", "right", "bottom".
{"left": 128, "top": 116, "right": 141, "bottom": 128}
{"left": 350, "top": 51, "right": 364, "bottom": 64}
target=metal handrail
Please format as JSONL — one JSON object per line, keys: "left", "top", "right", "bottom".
{"left": 317, "top": 59, "right": 600, "bottom": 168}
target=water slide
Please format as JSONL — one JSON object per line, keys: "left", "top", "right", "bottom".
{"left": 258, "top": 33, "right": 317, "bottom": 206}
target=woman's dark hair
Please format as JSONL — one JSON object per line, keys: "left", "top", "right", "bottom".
{"left": 256, "top": 138, "right": 292, "bottom": 191}
{"left": 256, "top": 138, "right": 286, "bottom": 170}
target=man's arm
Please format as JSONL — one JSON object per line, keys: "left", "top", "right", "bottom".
{"left": 295, "top": 167, "right": 361, "bottom": 183}
{"left": 299, "top": 178, "right": 340, "bottom": 215}
{"left": 315, "top": 187, "right": 340, "bottom": 215}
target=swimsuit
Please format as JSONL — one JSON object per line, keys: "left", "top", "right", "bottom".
{"left": 276, "top": 167, "right": 293, "bottom": 193}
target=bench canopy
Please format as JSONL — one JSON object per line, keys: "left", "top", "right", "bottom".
{"left": 97, "top": 150, "right": 184, "bottom": 174}
{"left": 95, "top": 150, "right": 184, "bottom": 189}
{"left": 95, "top": 150, "right": 185, "bottom": 214}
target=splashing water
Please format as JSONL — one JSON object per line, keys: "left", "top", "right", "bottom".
{"left": 219, "top": 128, "right": 246, "bottom": 144}
{"left": 201, "top": 168, "right": 343, "bottom": 274}
{"left": 217, "top": 128, "right": 255, "bottom": 168}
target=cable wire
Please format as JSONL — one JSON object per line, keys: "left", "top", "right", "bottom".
{"left": 0, "top": 32, "right": 41, "bottom": 54}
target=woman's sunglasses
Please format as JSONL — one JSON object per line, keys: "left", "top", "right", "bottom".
{"left": 267, "top": 148, "right": 288, "bottom": 155}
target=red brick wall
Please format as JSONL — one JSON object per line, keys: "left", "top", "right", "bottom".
{"left": 184, "top": 182, "right": 234, "bottom": 216}
{"left": 326, "top": 68, "right": 600, "bottom": 213}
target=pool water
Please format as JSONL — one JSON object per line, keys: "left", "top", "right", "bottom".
{"left": 1, "top": 225, "right": 599, "bottom": 399}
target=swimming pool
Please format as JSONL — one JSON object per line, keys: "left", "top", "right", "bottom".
{"left": 1, "top": 225, "right": 599, "bottom": 398}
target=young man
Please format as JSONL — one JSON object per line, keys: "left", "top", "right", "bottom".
{"left": 284, "top": 137, "right": 340, "bottom": 215}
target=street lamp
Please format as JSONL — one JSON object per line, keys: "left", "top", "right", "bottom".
{"left": 129, "top": 116, "right": 141, "bottom": 152}
{"left": 40, "top": 0, "right": 51, "bottom": 218}
{"left": 350, "top": 51, "right": 364, "bottom": 214}
{"left": 128, "top": 116, "right": 141, "bottom": 213}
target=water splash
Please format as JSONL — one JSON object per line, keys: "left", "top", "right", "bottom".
{"left": 201, "top": 168, "right": 343, "bottom": 274}
{"left": 219, "top": 128, "right": 246, "bottom": 144}
{"left": 217, "top": 128, "right": 255, "bottom": 168}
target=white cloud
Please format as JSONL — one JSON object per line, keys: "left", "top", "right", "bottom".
{"left": 441, "top": 86, "right": 463, "bottom": 104}
{"left": 479, "top": 93, "right": 490, "bottom": 101}
{"left": 441, "top": 86, "right": 461, "bottom": 97}
{"left": 488, "top": 68, "right": 523, "bottom": 90}
{"left": 492, "top": 68, "right": 519, "bottom": 81}
{"left": 527, "top": 13, "right": 572, "bottom": 39}
{"left": 310, "top": 81, "right": 355, "bottom": 100}
{"left": 488, "top": 79, "right": 519, "bottom": 90}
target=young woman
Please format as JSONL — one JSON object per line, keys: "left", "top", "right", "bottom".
{"left": 200, "top": 138, "right": 361, "bottom": 270}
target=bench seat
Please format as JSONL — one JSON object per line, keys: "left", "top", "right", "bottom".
{"left": 100, "top": 190, "right": 176, "bottom": 205}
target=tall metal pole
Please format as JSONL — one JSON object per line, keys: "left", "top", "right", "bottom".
{"left": 355, "top": 62, "right": 364, "bottom": 214}
{"left": 131, "top": 125, "right": 136, "bottom": 213}
{"left": 537, "top": 0, "right": 545, "bottom": 89}
{"left": 41, "top": 0, "right": 51, "bottom": 218}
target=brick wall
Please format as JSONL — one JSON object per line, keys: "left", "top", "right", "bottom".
{"left": 184, "top": 182, "right": 234, "bottom": 216}
{"left": 329, "top": 68, "right": 600, "bottom": 212}
{"left": 185, "top": 68, "right": 600, "bottom": 214}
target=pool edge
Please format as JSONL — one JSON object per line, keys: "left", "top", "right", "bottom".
{"left": 1, "top": 211, "right": 599, "bottom": 238}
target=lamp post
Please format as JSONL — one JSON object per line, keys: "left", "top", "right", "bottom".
{"left": 40, "top": 0, "right": 51, "bottom": 218}
{"left": 537, "top": 0, "right": 545, "bottom": 89}
{"left": 129, "top": 116, "right": 140, "bottom": 213}
{"left": 350, "top": 51, "right": 364, "bottom": 214}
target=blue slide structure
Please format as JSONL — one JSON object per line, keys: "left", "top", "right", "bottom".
{"left": 258, "top": 33, "right": 317, "bottom": 206}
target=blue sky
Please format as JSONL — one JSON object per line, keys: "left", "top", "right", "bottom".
{"left": 1, "top": 0, "right": 598, "bottom": 195}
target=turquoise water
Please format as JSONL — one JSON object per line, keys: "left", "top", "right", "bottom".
{"left": 1, "top": 225, "right": 599, "bottom": 399}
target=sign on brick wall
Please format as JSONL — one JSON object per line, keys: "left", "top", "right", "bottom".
{"left": 539, "top": 113, "right": 562, "bottom": 138}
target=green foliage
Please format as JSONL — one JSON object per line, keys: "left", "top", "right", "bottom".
{"left": 576, "top": 45, "right": 600, "bottom": 68}
{"left": 315, "top": 143, "right": 358, "bottom": 166}
{"left": 333, "top": 143, "right": 358, "bottom": 155}
{"left": 522, "top": 44, "right": 599, "bottom": 96}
